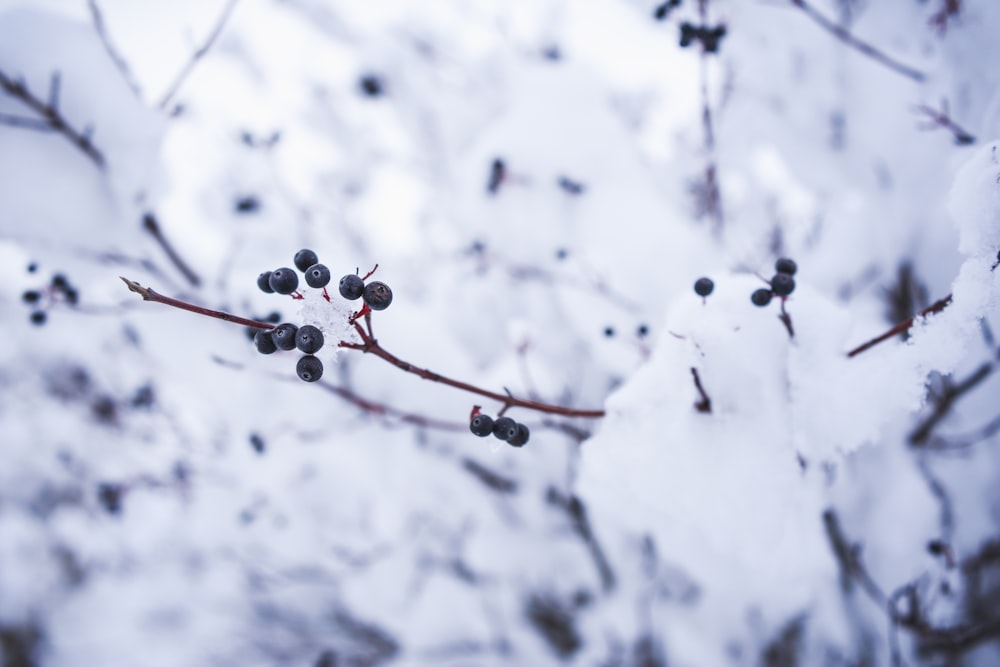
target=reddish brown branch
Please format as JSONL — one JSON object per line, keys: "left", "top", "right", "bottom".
{"left": 344, "top": 321, "right": 605, "bottom": 418}
{"left": 122, "top": 277, "right": 606, "bottom": 419}
{"left": 847, "top": 294, "right": 953, "bottom": 358}
{"left": 788, "top": 0, "right": 927, "bottom": 83}
{"left": 120, "top": 277, "right": 273, "bottom": 330}
{"left": 0, "top": 69, "right": 105, "bottom": 168}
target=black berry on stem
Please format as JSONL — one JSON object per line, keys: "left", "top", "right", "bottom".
{"left": 257, "top": 272, "right": 275, "bottom": 293}
{"left": 771, "top": 273, "right": 795, "bottom": 297}
{"left": 492, "top": 417, "right": 519, "bottom": 442}
{"left": 339, "top": 274, "right": 364, "bottom": 300}
{"left": 296, "top": 355, "right": 324, "bottom": 382}
{"left": 255, "top": 330, "right": 277, "bottom": 355}
{"left": 470, "top": 414, "right": 494, "bottom": 437}
{"left": 268, "top": 268, "right": 299, "bottom": 295}
{"left": 294, "top": 249, "right": 319, "bottom": 272}
{"left": 507, "top": 423, "right": 530, "bottom": 447}
{"left": 363, "top": 281, "right": 393, "bottom": 311}
{"left": 751, "top": 288, "right": 773, "bottom": 307}
{"left": 694, "top": 277, "right": 714, "bottom": 297}
{"left": 271, "top": 322, "right": 299, "bottom": 350}
{"left": 775, "top": 257, "right": 797, "bottom": 276}
{"left": 305, "top": 264, "right": 331, "bottom": 289}
{"left": 295, "top": 325, "right": 324, "bottom": 354}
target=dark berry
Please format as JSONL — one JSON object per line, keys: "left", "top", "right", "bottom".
{"left": 294, "top": 249, "right": 319, "bottom": 272}
{"left": 295, "top": 325, "right": 325, "bottom": 354}
{"left": 268, "top": 268, "right": 299, "bottom": 295}
{"left": 694, "top": 277, "right": 714, "bottom": 297}
{"left": 271, "top": 323, "right": 299, "bottom": 350}
{"left": 771, "top": 273, "right": 795, "bottom": 297}
{"left": 339, "top": 274, "right": 364, "bottom": 300}
{"left": 637, "top": 324, "right": 649, "bottom": 337}
{"left": 64, "top": 288, "right": 79, "bottom": 305}
{"left": 266, "top": 311, "right": 282, "bottom": 323}
{"left": 470, "top": 414, "right": 494, "bottom": 437}
{"left": 751, "top": 288, "right": 773, "bottom": 307}
{"left": 604, "top": 326, "right": 615, "bottom": 337}
{"left": 257, "top": 271, "right": 275, "bottom": 293}
{"left": 775, "top": 257, "right": 797, "bottom": 276}
{"left": 234, "top": 195, "right": 260, "bottom": 214}
{"left": 30, "top": 310, "right": 46, "bottom": 325}
{"left": 51, "top": 274, "right": 69, "bottom": 289}
{"left": 492, "top": 417, "right": 519, "bottom": 442}
{"left": 304, "top": 264, "right": 331, "bottom": 289}
{"left": 363, "top": 281, "right": 393, "bottom": 310}
{"left": 296, "top": 355, "right": 324, "bottom": 382}
{"left": 359, "top": 74, "right": 384, "bottom": 97}
{"left": 22, "top": 290, "right": 40, "bottom": 303}
{"left": 27, "top": 262, "right": 37, "bottom": 273}
{"left": 507, "top": 423, "right": 530, "bottom": 447}
{"left": 255, "top": 330, "right": 277, "bottom": 355}
{"left": 97, "top": 483, "right": 124, "bottom": 515}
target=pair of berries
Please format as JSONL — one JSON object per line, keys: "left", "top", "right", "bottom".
{"left": 257, "top": 249, "right": 332, "bottom": 295}
{"left": 469, "top": 413, "right": 530, "bottom": 447}
{"left": 679, "top": 22, "right": 727, "bottom": 53}
{"left": 338, "top": 272, "right": 393, "bottom": 311}
{"left": 254, "top": 322, "right": 325, "bottom": 382}
{"left": 751, "top": 258, "right": 797, "bottom": 307}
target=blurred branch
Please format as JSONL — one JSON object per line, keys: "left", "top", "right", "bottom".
{"left": 823, "top": 509, "right": 1000, "bottom": 659}
{"left": 142, "top": 212, "right": 202, "bottom": 287}
{"left": 87, "top": 0, "right": 143, "bottom": 100}
{"left": 547, "top": 487, "right": 617, "bottom": 592}
{"left": 915, "top": 99, "right": 975, "bottom": 145}
{"left": 157, "top": 0, "right": 241, "bottom": 111}
{"left": 909, "top": 362, "right": 994, "bottom": 445}
{"left": 120, "top": 277, "right": 272, "bottom": 329}
{"left": 787, "top": 0, "right": 927, "bottom": 82}
{"left": 691, "top": 367, "right": 712, "bottom": 413}
{"left": 0, "top": 69, "right": 105, "bottom": 168}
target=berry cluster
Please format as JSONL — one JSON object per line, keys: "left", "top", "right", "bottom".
{"left": 257, "top": 248, "right": 333, "bottom": 297}
{"left": 469, "top": 411, "right": 530, "bottom": 447}
{"left": 679, "top": 22, "right": 727, "bottom": 53}
{"left": 22, "top": 271, "right": 79, "bottom": 326}
{"left": 751, "top": 258, "right": 797, "bottom": 307}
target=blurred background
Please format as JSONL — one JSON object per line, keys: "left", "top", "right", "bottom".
{"left": 1, "top": 0, "right": 999, "bottom": 665}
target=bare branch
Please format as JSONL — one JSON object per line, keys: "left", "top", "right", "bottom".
{"left": 788, "top": 0, "right": 927, "bottom": 83}
{"left": 847, "top": 294, "right": 952, "bottom": 358}
{"left": 157, "top": 0, "right": 240, "bottom": 111}
{"left": 0, "top": 69, "right": 105, "bottom": 168}
{"left": 88, "top": 0, "right": 143, "bottom": 99}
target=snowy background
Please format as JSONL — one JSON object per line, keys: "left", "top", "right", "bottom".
{"left": 1, "top": 0, "right": 999, "bottom": 665}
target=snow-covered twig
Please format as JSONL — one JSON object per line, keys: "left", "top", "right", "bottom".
{"left": 157, "top": 0, "right": 241, "bottom": 111}
{"left": 0, "top": 69, "right": 105, "bottom": 168}
{"left": 909, "top": 362, "right": 993, "bottom": 445}
{"left": 846, "top": 294, "right": 952, "bottom": 357}
{"left": 787, "top": 0, "right": 927, "bottom": 83}
{"left": 690, "top": 367, "right": 712, "bottom": 413}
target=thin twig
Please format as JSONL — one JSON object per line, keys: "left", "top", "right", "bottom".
{"left": 697, "top": 0, "right": 724, "bottom": 234}
{"left": 788, "top": 0, "right": 927, "bottom": 83}
{"left": 690, "top": 367, "right": 712, "bottom": 413}
{"left": 0, "top": 113, "right": 54, "bottom": 131}
{"left": 546, "top": 487, "right": 617, "bottom": 592}
{"left": 343, "top": 320, "right": 605, "bottom": 418}
{"left": 0, "top": 69, "right": 105, "bottom": 168}
{"left": 142, "top": 213, "right": 202, "bottom": 287}
{"left": 157, "top": 0, "right": 240, "bottom": 111}
{"left": 846, "top": 294, "right": 952, "bottom": 358}
{"left": 927, "top": 412, "right": 1000, "bottom": 451}
{"left": 915, "top": 100, "right": 975, "bottom": 145}
{"left": 88, "top": 0, "right": 143, "bottom": 99}
{"left": 119, "top": 277, "right": 272, "bottom": 329}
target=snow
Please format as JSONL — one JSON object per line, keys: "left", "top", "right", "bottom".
{"left": 2, "top": 0, "right": 1000, "bottom": 665}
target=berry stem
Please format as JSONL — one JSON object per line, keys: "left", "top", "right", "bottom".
{"left": 691, "top": 367, "right": 712, "bottom": 413}
{"left": 119, "top": 277, "right": 275, "bottom": 330}
{"left": 779, "top": 299, "right": 795, "bottom": 339}
{"left": 846, "top": 294, "right": 953, "bottom": 358}
{"left": 343, "top": 320, "right": 605, "bottom": 418}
